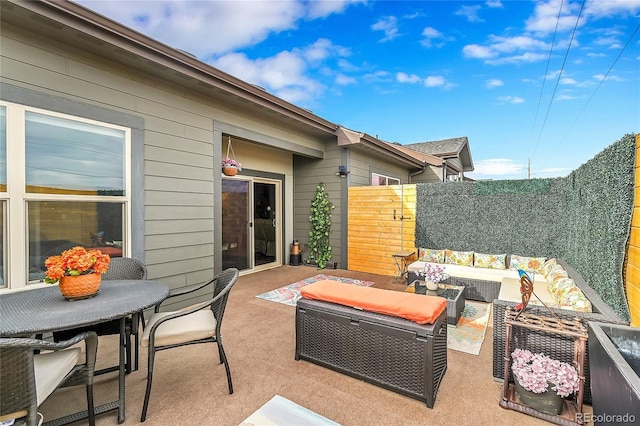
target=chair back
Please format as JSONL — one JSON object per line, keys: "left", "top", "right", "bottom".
{"left": 0, "top": 340, "right": 39, "bottom": 425}
{"left": 211, "top": 268, "right": 239, "bottom": 325}
{"left": 104, "top": 257, "right": 147, "bottom": 280}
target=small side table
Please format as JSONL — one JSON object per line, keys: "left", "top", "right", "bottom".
{"left": 392, "top": 251, "right": 415, "bottom": 283}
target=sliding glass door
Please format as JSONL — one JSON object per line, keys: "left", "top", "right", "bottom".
{"left": 221, "top": 177, "right": 281, "bottom": 272}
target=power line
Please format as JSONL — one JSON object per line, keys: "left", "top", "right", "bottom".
{"left": 531, "top": 0, "right": 585, "bottom": 165}
{"left": 540, "top": 20, "right": 640, "bottom": 167}
{"left": 528, "top": 0, "right": 564, "bottom": 162}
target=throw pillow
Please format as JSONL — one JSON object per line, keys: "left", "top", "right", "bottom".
{"left": 474, "top": 252, "right": 507, "bottom": 269}
{"left": 542, "top": 258, "right": 557, "bottom": 278}
{"left": 418, "top": 248, "right": 445, "bottom": 263}
{"left": 509, "top": 254, "right": 546, "bottom": 274}
{"left": 444, "top": 250, "right": 474, "bottom": 266}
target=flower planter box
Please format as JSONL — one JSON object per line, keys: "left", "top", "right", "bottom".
{"left": 588, "top": 322, "right": 640, "bottom": 423}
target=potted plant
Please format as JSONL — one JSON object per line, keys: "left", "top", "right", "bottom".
{"left": 222, "top": 157, "right": 242, "bottom": 176}
{"left": 511, "top": 348, "right": 580, "bottom": 415}
{"left": 45, "top": 246, "right": 111, "bottom": 300}
{"left": 418, "top": 263, "right": 449, "bottom": 290}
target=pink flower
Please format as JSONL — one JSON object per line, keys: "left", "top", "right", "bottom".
{"left": 511, "top": 348, "right": 579, "bottom": 397}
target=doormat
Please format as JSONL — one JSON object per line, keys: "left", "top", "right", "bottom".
{"left": 256, "top": 274, "right": 374, "bottom": 307}
{"left": 447, "top": 301, "right": 491, "bottom": 356}
{"left": 239, "top": 395, "right": 340, "bottom": 426}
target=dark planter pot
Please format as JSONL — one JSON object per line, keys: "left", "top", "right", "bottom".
{"left": 588, "top": 322, "right": 640, "bottom": 424}
{"left": 513, "top": 378, "right": 564, "bottom": 415}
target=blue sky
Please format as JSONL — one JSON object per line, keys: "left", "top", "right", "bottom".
{"left": 76, "top": 0, "right": 639, "bottom": 180}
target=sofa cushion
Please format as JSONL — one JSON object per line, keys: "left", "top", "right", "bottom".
{"left": 300, "top": 280, "right": 446, "bottom": 325}
{"left": 474, "top": 252, "right": 507, "bottom": 270}
{"left": 499, "top": 277, "right": 556, "bottom": 306}
{"left": 542, "top": 258, "right": 557, "bottom": 277}
{"left": 444, "top": 250, "right": 474, "bottom": 266}
{"left": 418, "top": 248, "right": 445, "bottom": 263}
{"left": 509, "top": 255, "right": 546, "bottom": 274}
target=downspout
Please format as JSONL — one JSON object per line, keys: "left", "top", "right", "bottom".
{"left": 409, "top": 162, "right": 428, "bottom": 183}
{"left": 442, "top": 159, "right": 447, "bottom": 182}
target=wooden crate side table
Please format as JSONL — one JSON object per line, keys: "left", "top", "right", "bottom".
{"left": 499, "top": 307, "right": 588, "bottom": 425}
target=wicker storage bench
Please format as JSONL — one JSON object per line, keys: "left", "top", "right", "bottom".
{"left": 295, "top": 298, "right": 448, "bottom": 408}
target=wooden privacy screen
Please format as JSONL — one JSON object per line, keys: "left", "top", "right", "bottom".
{"left": 348, "top": 185, "right": 417, "bottom": 277}
{"left": 624, "top": 134, "right": 640, "bottom": 327}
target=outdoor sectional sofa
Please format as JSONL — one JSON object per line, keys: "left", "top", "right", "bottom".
{"left": 295, "top": 280, "right": 448, "bottom": 408}
{"left": 407, "top": 249, "right": 627, "bottom": 403}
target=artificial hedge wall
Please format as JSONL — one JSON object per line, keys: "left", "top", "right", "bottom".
{"left": 415, "top": 133, "right": 636, "bottom": 321}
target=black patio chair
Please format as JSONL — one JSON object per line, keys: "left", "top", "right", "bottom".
{"left": 0, "top": 331, "right": 98, "bottom": 426}
{"left": 139, "top": 268, "right": 239, "bottom": 422}
{"left": 53, "top": 257, "right": 148, "bottom": 373}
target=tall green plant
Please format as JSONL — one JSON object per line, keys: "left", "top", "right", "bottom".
{"left": 308, "top": 182, "right": 335, "bottom": 269}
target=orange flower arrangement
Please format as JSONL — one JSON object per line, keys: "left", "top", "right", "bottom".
{"left": 44, "top": 246, "right": 111, "bottom": 284}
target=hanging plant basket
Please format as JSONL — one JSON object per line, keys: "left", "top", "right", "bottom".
{"left": 223, "top": 166, "right": 238, "bottom": 176}
{"left": 222, "top": 136, "right": 242, "bottom": 176}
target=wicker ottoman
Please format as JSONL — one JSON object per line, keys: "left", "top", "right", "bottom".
{"left": 295, "top": 298, "right": 447, "bottom": 408}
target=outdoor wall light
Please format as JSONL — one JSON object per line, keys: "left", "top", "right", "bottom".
{"left": 336, "top": 165, "right": 350, "bottom": 177}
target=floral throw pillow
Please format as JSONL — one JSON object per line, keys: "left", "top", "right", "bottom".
{"left": 474, "top": 252, "right": 507, "bottom": 269}
{"left": 418, "top": 248, "right": 445, "bottom": 263}
{"left": 542, "top": 258, "right": 557, "bottom": 278}
{"left": 509, "top": 255, "right": 546, "bottom": 274}
{"left": 444, "top": 250, "right": 474, "bottom": 266}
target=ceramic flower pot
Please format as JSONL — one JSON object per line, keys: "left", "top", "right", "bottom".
{"left": 222, "top": 166, "right": 238, "bottom": 176}
{"left": 425, "top": 281, "right": 439, "bottom": 291}
{"left": 58, "top": 274, "right": 101, "bottom": 300}
{"left": 514, "top": 377, "right": 564, "bottom": 415}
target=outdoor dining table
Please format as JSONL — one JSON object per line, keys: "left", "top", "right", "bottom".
{"left": 0, "top": 279, "right": 170, "bottom": 424}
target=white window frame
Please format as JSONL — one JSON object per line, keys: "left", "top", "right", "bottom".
{"left": 1, "top": 101, "right": 131, "bottom": 290}
{"left": 372, "top": 172, "right": 401, "bottom": 186}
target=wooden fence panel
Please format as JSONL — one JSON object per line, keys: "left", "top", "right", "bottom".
{"left": 348, "top": 185, "right": 416, "bottom": 277}
{"left": 624, "top": 135, "right": 640, "bottom": 326}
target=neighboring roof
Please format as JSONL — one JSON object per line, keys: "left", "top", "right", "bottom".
{"left": 385, "top": 143, "right": 444, "bottom": 167}
{"left": 404, "top": 137, "right": 474, "bottom": 172}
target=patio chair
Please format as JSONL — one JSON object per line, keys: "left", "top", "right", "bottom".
{"left": 139, "top": 268, "right": 239, "bottom": 422}
{"left": 0, "top": 331, "right": 98, "bottom": 426}
{"left": 53, "top": 257, "right": 148, "bottom": 373}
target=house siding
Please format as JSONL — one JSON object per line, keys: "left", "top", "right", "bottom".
{"left": 0, "top": 21, "right": 328, "bottom": 298}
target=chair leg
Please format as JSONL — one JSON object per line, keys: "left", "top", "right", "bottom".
{"left": 86, "top": 384, "right": 96, "bottom": 426}
{"left": 216, "top": 338, "right": 233, "bottom": 394}
{"left": 140, "top": 347, "right": 156, "bottom": 422}
{"left": 134, "top": 330, "right": 140, "bottom": 371}
{"left": 124, "top": 331, "right": 132, "bottom": 374}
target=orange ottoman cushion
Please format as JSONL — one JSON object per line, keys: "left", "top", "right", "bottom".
{"left": 300, "top": 280, "right": 446, "bottom": 325}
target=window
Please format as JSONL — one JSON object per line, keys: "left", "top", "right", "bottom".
{"left": 2, "top": 102, "right": 131, "bottom": 289}
{"left": 372, "top": 172, "right": 400, "bottom": 186}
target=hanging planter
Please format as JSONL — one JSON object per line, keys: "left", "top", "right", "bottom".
{"left": 222, "top": 136, "right": 242, "bottom": 176}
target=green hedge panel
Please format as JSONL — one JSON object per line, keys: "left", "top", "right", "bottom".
{"left": 415, "top": 133, "right": 636, "bottom": 321}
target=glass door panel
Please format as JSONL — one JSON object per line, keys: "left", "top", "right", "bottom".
{"left": 253, "top": 181, "right": 279, "bottom": 268}
{"left": 222, "top": 179, "right": 249, "bottom": 271}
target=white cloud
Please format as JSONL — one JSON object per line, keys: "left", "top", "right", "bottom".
{"left": 486, "top": 79, "right": 504, "bottom": 88}
{"left": 335, "top": 74, "right": 357, "bottom": 85}
{"left": 397, "top": 72, "right": 422, "bottom": 84}
{"left": 210, "top": 50, "right": 324, "bottom": 103}
{"left": 306, "top": 0, "right": 366, "bottom": 19}
{"left": 560, "top": 77, "right": 578, "bottom": 85}
{"left": 486, "top": 0, "right": 503, "bottom": 8}
{"left": 372, "top": 16, "right": 400, "bottom": 42}
{"left": 455, "top": 5, "right": 484, "bottom": 23}
{"left": 421, "top": 26, "right": 453, "bottom": 48}
{"left": 78, "top": 0, "right": 305, "bottom": 57}
{"left": 585, "top": 0, "right": 640, "bottom": 18}
{"left": 497, "top": 96, "right": 525, "bottom": 104}
{"left": 463, "top": 44, "right": 496, "bottom": 59}
{"left": 424, "top": 76, "right": 448, "bottom": 88}
{"left": 525, "top": 0, "right": 582, "bottom": 35}
{"left": 470, "top": 158, "right": 527, "bottom": 177}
